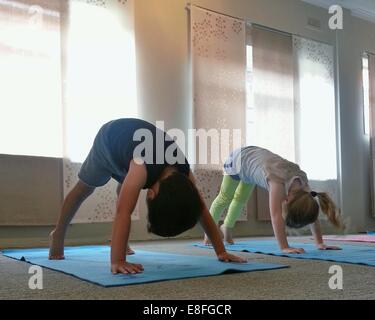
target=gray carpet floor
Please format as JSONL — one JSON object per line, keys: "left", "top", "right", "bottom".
{"left": 1, "top": 237, "right": 374, "bottom": 300}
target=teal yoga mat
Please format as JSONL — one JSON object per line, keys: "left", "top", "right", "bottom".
{"left": 2, "top": 245, "right": 289, "bottom": 287}
{"left": 194, "top": 240, "right": 375, "bottom": 267}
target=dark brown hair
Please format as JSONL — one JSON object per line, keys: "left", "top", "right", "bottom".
{"left": 146, "top": 172, "right": 202, "bottom": 237}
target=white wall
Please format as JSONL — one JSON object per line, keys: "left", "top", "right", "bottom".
{"left": 336, "top": 9, "right": 375, "bottom": 231}
{"left": 134, "top": 0, "right": 375, "bottom": 234}
{"left": 1, "top": 0, "right": 375, "bottom": 246}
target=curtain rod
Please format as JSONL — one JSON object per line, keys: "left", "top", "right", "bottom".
{"left": 185, "top": 3, "right": 244, "bottom": 22}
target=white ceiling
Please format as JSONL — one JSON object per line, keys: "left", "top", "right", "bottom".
{"left": 302, "top": 0, "right": 375, "bottom": 23}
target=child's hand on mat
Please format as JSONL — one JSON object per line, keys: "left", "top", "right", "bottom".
{"left": 282, "top": 247, "right": 306, "bottom": 254}
{"left": 217, "top": 252, "right": 247, "bottom": 263}
{"left": 111, "top": 261, "right": 144, "bottom": 274}
{"left": 317, "top": 244, "right": 342, "bottom": 251}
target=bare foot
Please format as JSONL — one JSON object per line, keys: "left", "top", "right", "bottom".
{"left": 203, "top": 224, "right": 226, "bottom": 245}
{"left": 126, "top": 245, "right": 135, "bottom": 255}
{"left": 108, "top": 239, "right": 135, "bottom": 256}
{"left": 203, "top": 234, "right": 212, "bottom": 246}
{"left": 49, "top": 230, "right": 65, "bottom": 260}
{"left": 220, "top": 224, "right": 235, "bottom": 245}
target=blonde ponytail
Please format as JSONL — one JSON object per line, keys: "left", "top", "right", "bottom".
{"left": 316, "top": 192, "right": 343, "bottom": 229}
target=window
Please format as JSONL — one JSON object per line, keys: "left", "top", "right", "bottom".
{"left": 0, "top": 0, "right": 62, "bottom": 157}
{"left": 294, "top": 36, "right": 337, "bottom": 181}
{"left": 246, "top": 26, "right": 295, "bottom": 162}
{"left": 64, "top": 0, "right": 138, "bottom": 163}
{"left": 0, "top": 0, "right": 138, "bottom": 161}
{"left": 246, "top": 26, "right": 338, "bottom": 182}
{"left": 246, "top": 44, "right": 255, "bottom": 146}
{"left": 363, "top": 54, "right": 370, "bottom": 136}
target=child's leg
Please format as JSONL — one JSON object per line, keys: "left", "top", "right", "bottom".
{"left": 50, "top": 125, "right": 114, "bottom": 259}
{"left": 204, "top": 175, "right": 239, "bottom": 244}
{"left": 49, "top": 180, "right": 95, "bottom": 259}
{"left": 116, "top": 183, "right": 134, "bottom": 256}
{"left": 210, "top": 175, "right": 241, "bottom": 223}
{"left": 221, "top": 181, "right": 255, "bottom": 244}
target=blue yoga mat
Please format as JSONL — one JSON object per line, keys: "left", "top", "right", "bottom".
{"left": 194, "top": 240, "right": 375, "bottom": 267}
{"left": 2, "top": 246, "right": 288, "bottom": 287}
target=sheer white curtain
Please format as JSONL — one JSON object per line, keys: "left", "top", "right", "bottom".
{"left": 0, "top": 0, "right": 138, "bottom": 224}
{"left": 0, "top": 0, "right": 62, "bottom": 157}
{"left": 64, "top": 0, "right": 137, "bottom": 163}
{"left": 251, "top": 26, "right": 295, "bottom": 162}
{"left": 248, "top": 26, "right": 294, "bottom": 221}
{"left": 191, "top": 6, "right": 247, "bottom": 220}
{"left": 247, "top": 30, "right": 338, "bottom": 220}
{"left": 369, "top": 54, "right": 375, "bottom": 217}
{"left": 293, "top": 36, "right": 338, "bottom": 206}
{"left": 63, "top": 0, "right": 138, "bottom": 223}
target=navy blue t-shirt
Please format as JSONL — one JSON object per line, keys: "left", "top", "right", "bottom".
{"left": 101, "top": 118, "right": 190, "bottom": 189}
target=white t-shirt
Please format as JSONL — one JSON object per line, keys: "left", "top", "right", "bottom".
{"left": 223, "top": 146, "right": 308, "bottom": 193}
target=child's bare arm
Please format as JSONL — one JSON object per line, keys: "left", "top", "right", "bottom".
{"left": 269, "top": 182, "right": 305, "bottom": 254}
{"left": 111, "top": 160, "right": 146, "bottom": 274}
{"left": 310, "top": 220, "right": 341, "bottom": 250}
{"left": 310, "top": 219, "right": 323, "bottom": 246}
{"left": 189, "top": 171, "right": 246, "bottom": 263}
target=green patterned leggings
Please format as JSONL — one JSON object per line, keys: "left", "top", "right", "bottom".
{"left": 210, "top": 175, "right": 255, "bottom": 228}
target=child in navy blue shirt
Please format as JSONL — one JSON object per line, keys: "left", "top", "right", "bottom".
{"left": 50, "top": 118, "right": 245, "bottom": 274}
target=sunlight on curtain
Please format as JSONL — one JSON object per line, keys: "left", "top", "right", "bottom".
{"left": 247, "top": 30, "right": 339, "bottom": 219}
{"left": 64, "top": 0, "right": 138, "bottom": 163}
{"left": 191, "top": 5, "right": 247, "bottom": 221}
{"left": 245, "top": 44, "right": 255, "bottom": 146}
{"left": 0, "top": 0, "right": 62, "bottom": 157}
{"left": 63, "top": 0, "right": 139, "bottom": 223}
{"left": 368, "top": 54, "right": 375, "bottom": 217}
{"left": 248, "top": 27, "right": 294, "bottom": 221}
{"left": 363, "top": 55, "right": 370, "bottom": 136}
{"left": 250, "top": 26, "right": 295, "bottom": 162}
{"left": 247, "top": 27, "right": 295, "bottom": 222}
{"left": 293, "top": 36, "right": 337, "bottom": 181}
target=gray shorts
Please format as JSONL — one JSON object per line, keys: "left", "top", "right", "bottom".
{"left": 78, "top": 123, "right": 125, "bottom": 187}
